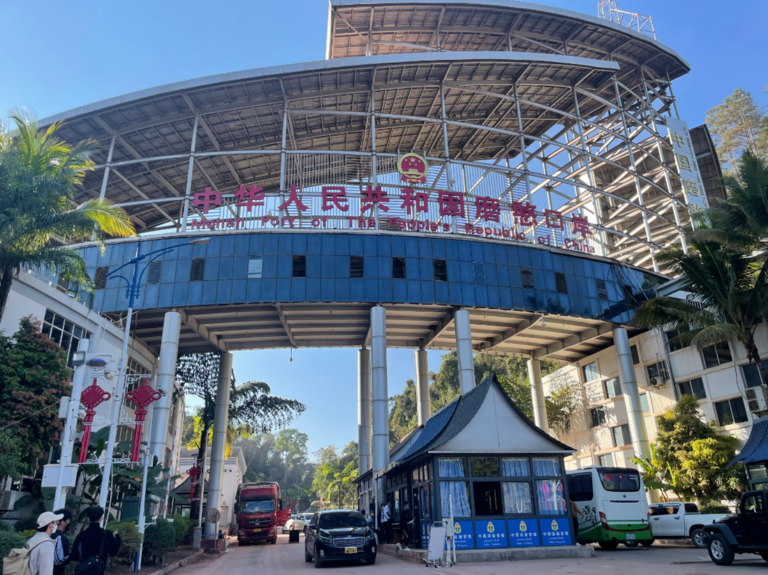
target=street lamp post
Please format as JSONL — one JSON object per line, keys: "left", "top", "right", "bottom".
{"left": 98, "top": 237, "right": 210, "bottom": 511}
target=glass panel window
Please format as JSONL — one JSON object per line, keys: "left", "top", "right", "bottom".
{"left": 665, "top": 327, "right": 690, "bottom": 352}
{"left": 147, "top": 261, "right": 163, "bottom": 284}
{"left": 555, "top": 272, "right": 568, "bottom": 294}
{"left": 438, "top": 458, "right": 466, "bottom": 478}
{"left": 439, "top": 481, "right": 470, "bottom": 517}
{"left": 292, "top": 255, "right": 306, "bottom": 278}
{"left": 392, "top": 257, "right": 406, "bottom": 279}
{"left": 248, "top": 257, "right": 263, "bottom": 279}
{"left": 42, "top": 310, "right": 91, "bottom": 367}
{"left": 604, "top": 377, "right": 621, "bottom": 399}
{"left": 470, "top": 457, "right": 499, "bottom": 477}
{"left": 742, "top": 362, "right": 768, "bottom": 388}
{"left": 501, "top": 458, "right": 530, "bottom": 477}
{"left": 596, "top": 279, "right": 608, "bottom": 301}
{"left": 599, "top": 454, "right": 614, "bottom": 467}
{"left": 472, "top": 262, "right": 485, "bottom": 283}
{"left": 677, "top": 377, "right": 707, "bottom": 400}
{"left": 590, "top": 406, "right": 606, "bottom": 428}
{"left": 521, "top": 267, "right": 535, "bottom": 289}
{"left": 94, "top": 266, "right": 109, "bottom": 290}
{"left": 433, "top": 259, "right": 447, "bottom": 282}
{"left": 583, "top": 362, "right": 598, "bottom": 381}
{"left": 350, "top": 256, "right": 364, "bottom": 278}
{"left": 502, "top": 482, "right": 533, "bottom": 514}
{"left": 532, "top": 457, "right": 561, "bottom": 477}
{"left": 612, "top": 424, "right": 631, "bottom": 447}
{"left": 702, "top": 342, "right": 732, "bottom": 368}
{"left": 472, "top": 481, "right": 503, "bottom": 516}
{"left": 715, "top": 398, "right": 749, "bottom": 426}
{"left": 536, "top": 479, "right": 566, "bottom": 515}
{"left": 190, "top": 258, "right": 205, "bottom": 281}
{"left": 630, "top": 345, "right": 640, "bottom": 365}
{"left": 640, "top": 394, "right": 650, "bottom": 414}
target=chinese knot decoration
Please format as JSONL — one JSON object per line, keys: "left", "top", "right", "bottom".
{"left": 187, "top": 465, "right": 200, "bottom": 501}
{"left": 77, "top": 379, "right": 112, "bottom": 463}
{"left": 125, "top": 378, "right": 162, "bottom": 463}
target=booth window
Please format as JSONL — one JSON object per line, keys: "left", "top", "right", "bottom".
{"left": 350, "top": 256, "right": 364, "bottom": 278}
{"left": 433, "top": 259, "right": 447, "bottom": 281}
{"left": 292, "top": 255, "right": 306, "bottom": 278}
{"left": 439, "top": 480, "right": 470, "bottom": 517}
{"left": 472, "top": 481, "right": 503, "bottom": 516}
{"left": 532, "top": 457, "right": 561, "bottom": 477}
{"left": 715, "top": 397, "right": 749, "bottom": 426}
{"left": 502, "top": 482, "right": 533, "bottom": 514}
{"left": 470, "top": 457, "right": 499, "bottom": 477}
{"left": 677, "top": 377, "right": 706, "bottom": 400}
{"left": 392, "top": 257, "right": 406, "bottom": 279}
{"left": 190, "top": 258, "right": 205, "bottom": 281}
{"left": 248, "top": 257, "right": 263, "bottom": 279}
{"left": 147, "top": 261, "right": 163, "bottom": 284}
{"left": 501, "top": 457, "right": 530, "bottom": 477}
{"left": 536, "top": 479, "right": 566, "bottom": 515}
{"left": 702, "top": 341, "right": 732, "bottom": 368}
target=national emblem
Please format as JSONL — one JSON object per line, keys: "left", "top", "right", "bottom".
{"left": 487, "top": 522, "right": 495, "bottom": 533}
{"left": 551, "top": 520, "right": 559, "bottom": 531}
{"left": 397, "top": 153, "right": 429, "bottom": 184}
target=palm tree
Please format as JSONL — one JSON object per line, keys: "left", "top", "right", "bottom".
{"left": 0, "top": 109, "right": 135, "bottom": 319}
{"left": 634, "top": 238, "right": 768, "bottom": 385}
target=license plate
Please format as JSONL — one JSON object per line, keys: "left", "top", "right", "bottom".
{"left": 626, "top": 534, "right": 635, "bottom": 540}
{"left": 254, "top": 529, "right": 264, "bottom": 533}
{"left": 345, "top": 548, "right": 357, "bottom": 554}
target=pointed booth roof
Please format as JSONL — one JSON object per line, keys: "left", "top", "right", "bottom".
{"left": 730, "top": 415, "right": 768, "bottom": 466}
{"left": 379, "top": 373, "right": 573, "bottom": 477}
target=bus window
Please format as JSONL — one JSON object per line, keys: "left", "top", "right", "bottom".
{"left": 597, "top": 468, "right": 641, "bottom": 492}
{"left": 567, "top": 473, "right": 593, "bottom": 501}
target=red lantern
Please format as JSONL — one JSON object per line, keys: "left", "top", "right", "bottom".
{"left": 125, "top": 378, "right": 162, "bottom": 463}
{"left": 187, "top": 465, "right": 200, "bottom": 501}
{"left": 78, "top": 379, "right": 112, "bottom": 463}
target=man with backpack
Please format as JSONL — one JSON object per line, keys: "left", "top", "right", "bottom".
{"left": 28, "top": 511, "right": 63, "bottom": 575}
{"left": 70, "top": 507, "right": 121, "bottom": 575}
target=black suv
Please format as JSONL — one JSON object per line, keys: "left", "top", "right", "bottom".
{"left": 704, "top": 490, "right": 768, "bottom": 566}
{"left": 304, "top": 510, "right": 377, "bottom": 568}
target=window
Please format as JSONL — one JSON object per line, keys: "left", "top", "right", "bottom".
{"left": 472, "top": 262, "right": 485, "bottom": 283}
{"left": 742, "top": 362, "right": 768, "bottom": 388}
{"left": 292, "top": 255, "right": 306, "bottom": 278}
{"left": 640, "top": 394, "right": 650, "bottom": 414}
{"left": 433, "top": 259, "right": 447, "bottom": 282}
{"left": 502, "top": 482, "right": 533, "bottom": 514}
{"left": 470, "top": 457, "right": 499, "bottom": 477}
{"left": 590, "top": 406, "right": 606, "bottom": 428}
{"left": 604, "top": 377, "right": 622, "bottom": 399}
{"left": 740, "top": 494, "right": 764, "bottom": 515}
{"left": 147, "top": 261, "right": 163, "bottom": 284}
{"left": 598, "top": 469, "right": 641, "bottom": 492}
{"left": 501, "top": 458, "right": 530, "bottom": 477}
{"left": 190, "top": 258, "right": 205, "bottom": 281}
{"left": 473, "top": 481, "right": 504, "bottom": 516}
{"left": 41, "top": 310, "right": 91, "bottom": 367}
{"left": 684, "top": 503, "right": 699, "bottom": 513}
{"left": 623, "top": 285, "right": 635, "bottom": 304}
{"left": 715, "top": 397, "right": 749, "bottom": 426}
{"left": 583, "top": 362, "right": 598, "bottom": 381}
{"left": 702, "top": 342, "right": 732, "bottom": 368}
{"left": 567, "top": 473, "right": 594, "bottom": 502}
{"left": 392, "top": 257, "right": 406, "bottom": 279}
{"left": 555, "top": 272, "right": 568, "bottom": 294}
{"left": 350, "top": 256, "right": 364, "bottom": 279}
{"left": 612, "top": 424, "right": 632, "bottom": 447}
{"left": 438, "top": 458, "right": 466, "bottom": 478}
{"left": 94, "top": 266, "right": 109, "bottom": 290}
{"left": 630, "top": 345, "right": 640, "bottom": 365}
{"left": 532, "top": 457, "right": 561, "bottom": 476}
{"left": 646, "top": 361, "right": 669, "bottom": 382}
{"left": 536, "top": 479, "right": 566, "bottom": 515}
{"left": 665, "top": 327, "right": 690, "bottom": 352}
{"left": 248, "top": 257, "right": 263, "bottom": 279}
{"left": 599, "top": 454, "right": 614, "bottom": 467}
{"left": 521, "top": 267, "right": 535, "bottom": 289}
{"left": 596, "top": 279, "right": 608, "bottom": 301}
{"left": 677, "top": 377, "right": 706, "bottom": 400}
{"left": 440, "top": 481, "right": 470, "bottom": 517}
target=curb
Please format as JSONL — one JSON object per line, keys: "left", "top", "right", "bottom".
{"left": 155, "top": 549, "right": 205, "bottom": 575}
{"left": 379, "top": 544, "right": 595, "bottom": 563}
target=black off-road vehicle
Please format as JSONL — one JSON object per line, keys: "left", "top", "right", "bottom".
{"left": 703, "top": 490, "right": 768, "bottom": 566}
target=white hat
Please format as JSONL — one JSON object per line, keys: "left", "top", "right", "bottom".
{"left": 36, "top": 512, "right": 64, "bottom": 529}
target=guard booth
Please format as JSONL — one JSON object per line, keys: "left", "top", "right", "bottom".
{"left": 366, "top": 374, "right": 577, "bottom": 550}
{"left": 730, "top": 415, "right": 768, "bottom": 491}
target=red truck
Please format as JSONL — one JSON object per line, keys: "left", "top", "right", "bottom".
{"left": 235, "top": 482, "right": 291, "bottom": 545}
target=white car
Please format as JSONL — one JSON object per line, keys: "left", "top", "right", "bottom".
{"left": 283, "top": 513, "right": 310, "bottom": 534}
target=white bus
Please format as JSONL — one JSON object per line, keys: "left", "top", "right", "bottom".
{"left": 567, "top": 467, "right": 652, "bottom": 549}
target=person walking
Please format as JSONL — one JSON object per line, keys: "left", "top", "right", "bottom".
{"left": 51, "top": 509, "right": 72, "bottom": 575}
{"left": 571, "top": 500, "right": 585, "bottom": 546}
{"left": 70, "top": 507, "right": 122, "bottom": 572}
{"left": 28, "top": 512, "right": 63, "bottom": 575}
{"left": 397, "top": 502, "right": 412, "bottom": 551}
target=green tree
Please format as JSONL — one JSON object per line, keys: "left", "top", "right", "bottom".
{"left": 311, "top": 443, "right": 358, "bottom": 511}
{"left": 0, "top": 317, "right": 72, "bottom": 473}
{"left": 0, "top": 430, "right": 23, "bottom": 482}
{"left": 705, "top": 88, "right": 768, "bottom": 173}
{"left": 655, "top": 396, "right": 745, "bottom": 503}
{"left": 0, "top": 110, "right": 134, "bottom": 320}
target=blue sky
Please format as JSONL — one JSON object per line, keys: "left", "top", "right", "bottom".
{"left": 2, "top": 0, "right": 765, "bottom": 456}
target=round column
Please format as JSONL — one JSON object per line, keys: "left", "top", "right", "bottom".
{"left": 613, "top": 327, "right": 651, "bottom": 461}
{"left": 415, "top": 349, "right": 430, "bottom": 426}
{"left": 454, "top": 309, "right": 476, "bottom": 394}
{"left": 358, "top": 348, "right": 371, "bottom": 475}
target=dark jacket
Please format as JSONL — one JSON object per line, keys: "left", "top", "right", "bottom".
{"left": 71, "top": 524, "right": 121, "bottom": 566}
{"left": 51, "top": 529, "right": 71, "bottom": 575}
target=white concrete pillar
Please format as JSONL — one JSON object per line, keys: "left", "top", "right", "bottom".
{"left": 527, "top": 359, "right": 549, "bottom": 432}
{"left": 205, "top": 351, "right": 233, "bottom": 536}
{"left": 613, "top": 327, "right": 651, "bottom": 461}
{"left": 370, "top": 306, "right": 389, "bottom": 514}
{"left": 415, "top": 349, "right": 430, "bottom": 426}
{"left": 149, "top": 312, "right": 182, "bottom": 464}
{"left": 358, "top": 348, "right": 371, "bottom": 475}
{"left": 455, "top": 309, "right": 476, "bottom": 394}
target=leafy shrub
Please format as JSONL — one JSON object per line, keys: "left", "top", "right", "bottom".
{"left": 142, "top": 518, "right": 175, "bottom": 563}
{"left": 17, "top": 530, "right": 36, "bottom": 540}
{"left": 106, "top": 521, "right": 142, "bottom": 565}
{"left": 167, "top": 515, "right": 191, "bottom": 542}
{"left": 0, "top": 531, "right": 26, "bottom": 575}
{"left": 0, "top": 522, "right": 11, "bottom": 532}
{"left": 699, "top": 502, "right": 731, "bottom": 514}
{"left": 12, "top": 516, "right": 38, "bottom": 533}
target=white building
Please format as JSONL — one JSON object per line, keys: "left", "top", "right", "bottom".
{"left": 543, "top": 322, "right": 768, "bottom": 471}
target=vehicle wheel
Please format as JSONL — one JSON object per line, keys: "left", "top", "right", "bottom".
{"left": 691, "top": 529, "right": 708, "bottom": 549}
{"left": 598, "top": 540, "right": 619, "bottom": 550}
{"left": 759, "top": 551, "right": 768, "bottom": 563}
{"left": 314, "top": 549, "right": 324, "bottom": 569}
{"left": 305, "top": 549, "right": 313, "bottom": 563}
{"left": 271, "top": 538, "right": 277, "bottom": 545}
{"left": 304, "top": 526, "right": 308, "bottom": 534}
{"left": 366, "top": 557, "right": 376, "bottom": 565}
{"left": 708, "top": 534, "right": 735, "bottom": 566}
{"left": 623, "top": 541, "right": 639, "bottom": 548}
{"left": 240, "top": 541, "right": 249, "bottom": 547}
{"left": 640, "top": 539, "right": 654, "bottom": 547}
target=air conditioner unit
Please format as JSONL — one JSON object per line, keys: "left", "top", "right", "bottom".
{"left": 745, "top": 387, "right": 768, "bottom": 413}
{"left": 649, "top": 378, "right": 659, "bottom": 386}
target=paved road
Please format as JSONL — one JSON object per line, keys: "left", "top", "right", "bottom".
{"left": 182, "top": 534, "right": 768, "bottom": 575}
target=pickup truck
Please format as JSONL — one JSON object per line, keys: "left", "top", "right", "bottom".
{"left": 704, "top": 490, "right": 768, "bottom": 566}
{"left": 648, "top": 502, "right": 728, "bottom": 548}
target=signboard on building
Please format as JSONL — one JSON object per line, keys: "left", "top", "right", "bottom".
{"left": 539, "top": 517, "right": 572, "bottom": 546}
{"left": 667, "top": 117, "right": 709, "bottom": 223}
{"left": 475, "top": 520, "right": 507, "bottom": 548}
{"left": 450, "top": 520, "right": 475, "bottom": 549}
{"left": 507, "top": 518, "right": 540, "bottom": 547}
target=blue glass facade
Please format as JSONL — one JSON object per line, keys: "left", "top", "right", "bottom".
{"left": 75, "top": 233, "right": 663, "bottom": 324}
